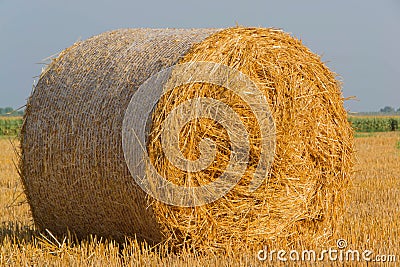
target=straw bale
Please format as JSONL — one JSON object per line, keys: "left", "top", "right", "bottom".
{"left": 21, "top": 27, "right": 354, "bottom": 251}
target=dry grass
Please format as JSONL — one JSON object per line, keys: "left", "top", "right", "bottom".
{"left": 0, "top": 138, "right": 30, "bottom": 226}
{"left": 334, "top": 132, "right": 400, "bottom": 254}
{"left": 1, "top": 132, "right": 399, "bottom": 266}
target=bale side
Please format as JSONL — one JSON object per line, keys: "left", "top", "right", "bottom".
{"left": 21, "top": 28, "right": 219, "bottom": 243}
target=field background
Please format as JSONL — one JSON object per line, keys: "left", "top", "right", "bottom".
{"left": 348, "top": 115, "right": 400, "bottom": 132}
{"left": 0, "top": 118, "right": 22, "bottom": 137}
{"left": 0, "top": 118, "right": 399, "bottom": 265}
{"left": 2, "top": 116, "right": 400, "bottom": 137}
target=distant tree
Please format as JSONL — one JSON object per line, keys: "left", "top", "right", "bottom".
{"left": 3, "top": 107, "right": 14, "bottom": 115}
{"left": 397, "top": 107, "right": 400, "bottom": 113}
{"left": 0, "top": 108, "right": 4, "bottom": 115}
{"left": 380, "top": 106, "right": 395, "bottom": 113}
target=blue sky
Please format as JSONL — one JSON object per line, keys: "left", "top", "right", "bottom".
{"left": 0, "top": 0, "right": 399, "bottom": 112}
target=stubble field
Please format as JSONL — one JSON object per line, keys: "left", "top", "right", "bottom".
{"left": 0, "top": 132, "right": 399, "bottom": 266}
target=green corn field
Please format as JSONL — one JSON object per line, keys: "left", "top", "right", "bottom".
{"left": 348, "top": 116, "right": 400, "bottom": 132}
{"left": 0, "top": 116, "right": 399, "bottom": 137}
{"left": 0, "top": 117, "right": 23, "bottom": 136}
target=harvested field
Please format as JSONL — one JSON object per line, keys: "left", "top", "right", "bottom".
{"left": 1, "top": 133, "right": 399, "bottom": 265}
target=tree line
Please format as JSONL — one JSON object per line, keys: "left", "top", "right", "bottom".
{"left": 0, "top": 107, "right": 24, "bottom": 116}
{"left": 379, "top": 106, "right": 400, "bottom": 114}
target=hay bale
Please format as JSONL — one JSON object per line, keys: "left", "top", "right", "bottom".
{"left": 21, "top": 27, "right": 354, "bottom": 250}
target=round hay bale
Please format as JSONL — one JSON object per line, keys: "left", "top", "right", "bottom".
{"left": 21, "top": 27, "right": 354, "bottom": 251}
